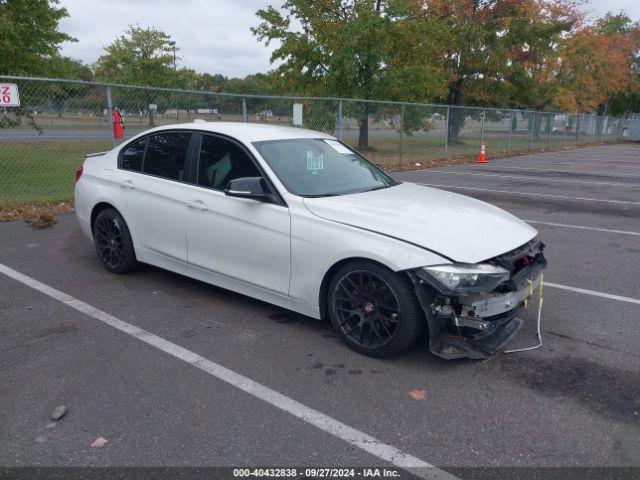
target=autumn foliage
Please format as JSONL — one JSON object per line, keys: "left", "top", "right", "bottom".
{"left": 254, "top": 0, "right": 640, "bottom": 118}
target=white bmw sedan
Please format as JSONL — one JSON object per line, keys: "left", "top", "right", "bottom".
{"left": 75, "top": 122, "right": 546, "bottom": 360}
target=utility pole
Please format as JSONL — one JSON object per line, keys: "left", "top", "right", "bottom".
{"left": 168, "top": 41, "right": 177, "bottom": 82}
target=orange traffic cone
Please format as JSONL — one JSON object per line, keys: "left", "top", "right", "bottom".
{"left": 477, "top": 143, "right": 487, "bottom": 163}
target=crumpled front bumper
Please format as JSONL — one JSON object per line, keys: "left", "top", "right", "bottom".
{"left": 408, "top": 239, "right": 546, "bottom": 360}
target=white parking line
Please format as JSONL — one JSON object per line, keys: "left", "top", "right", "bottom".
{"left": 420, "top": 170, "right": 631, "bottom": 187}
{"left": 416, "top": 183, "right": 640, "bottom": 205}
{"left": 533, "top": 153, "right": 640, "bottom": 160}
{"left": 546, "top": 282, "right": 640, "bottom": 306}
{"left": 469, "top": 165, "right": 640, "bottom": 178}
{"left": 494, "top": 161, "right": 640, "bottom": 170}
{"left": 524, "top": 220, "right": 640, "bottom": 237}
{"left": 0, "top": 262, "right": 457, "bottom": 480}
{"left": 535, "top": 151, "right": 640, "bottom": 156}
{"left": 508, "top": 158, "right": 640, "bottom": 166}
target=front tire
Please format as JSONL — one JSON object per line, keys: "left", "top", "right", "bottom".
{"left": 327, "top": 261, "right": 424, "bottom": 358}
{"left": 92, "top": 208, "right": 138, "bottom": 274}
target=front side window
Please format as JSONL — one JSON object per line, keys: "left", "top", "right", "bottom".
{"left": 197, "top": 134, "right": 261, "bottom": 190}
{"left": 142, "top": 132, "right": 191, "bottom": 181}
{"left": 120, "top": 137, "right": 147, "bottom": 172}
{"left": 252, "top": 138, "right": 396, "bottom": 197}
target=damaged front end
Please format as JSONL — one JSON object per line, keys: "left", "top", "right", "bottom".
{"left": 408, "top": 239, "right": 547, "bottom": 360}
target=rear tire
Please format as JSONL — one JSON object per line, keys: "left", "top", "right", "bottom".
{"left": 92, "top": 208, "right": 138, "bottom": 274}
{"left": 327, "top": 260, "right": 424, "bottom": 358}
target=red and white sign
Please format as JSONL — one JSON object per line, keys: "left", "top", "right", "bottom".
{"left": 0, "top": 83, "right": 20, "bottom": 107}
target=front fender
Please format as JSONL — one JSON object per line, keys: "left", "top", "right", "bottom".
{"left": 289, "top": 210, "right": 450, "bottom": 307}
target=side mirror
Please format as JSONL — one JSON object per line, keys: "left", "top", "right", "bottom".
{"left": 225, "top": 177, "right": 274, "bottom": 202}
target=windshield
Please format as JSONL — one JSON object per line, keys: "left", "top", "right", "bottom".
{"left": 252, "top": 138, "right": 397, "bottom": 197}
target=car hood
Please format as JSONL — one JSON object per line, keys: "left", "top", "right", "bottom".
{"left": 302, "top": 182, "right": 537, "bottom": 264}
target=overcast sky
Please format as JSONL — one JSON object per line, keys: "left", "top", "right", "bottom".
{"left": 57, "top": 0, "right": 640, "bottom": 78}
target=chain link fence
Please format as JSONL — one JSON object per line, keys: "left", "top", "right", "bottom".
{"left": 0, "top": 75, "right": 628, "bottom": 206}
{"left": 628, "top": 113, "right": 640, "bottom": 141}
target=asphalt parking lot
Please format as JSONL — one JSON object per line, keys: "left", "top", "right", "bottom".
{"left": 1, "top": 143, "right": 639, "bottom": 478}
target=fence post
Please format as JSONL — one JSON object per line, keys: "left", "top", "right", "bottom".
{"left": 563, "top": 115, "right": 568, "bottom": 147}
{"left": 242, "top": 98, "right": 248, "bottom": 123}
{"left": 444, "top": 106, "right": 450, "bottom": 160}
{"left": 618, "top": 118, "right": 624, "bottom": 141}
{"left": 619, "top": 118, "right": 623, "bottom": 141}
{"left": 529, "top": 113, "right": 534, "bottom": 151}
{"left": 576, "top": 115, "right": 581, "bottom": 145}
{"left": 399, "top": 104, "right": 405, "bottom": 166}
{"left": 105, "top": 86, "right": 115, "bottom": 148}
{"left": 338, "top": 99, "right": 343, "bottom": 141}
{"left": 618, "top": 119, "right": 622, "bottom": 140}
{"left": 480, "top": 109, "right": 486, "bottom": 148}
{"left": 507, "top": 111, "right": 514, "bottom": 153}
{"left": 546, "top": 113, "right": 552, "bottom": 150}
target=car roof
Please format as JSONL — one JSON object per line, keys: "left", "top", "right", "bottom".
{"left": 143, "top": 122, "right": 335, "bottom": 143}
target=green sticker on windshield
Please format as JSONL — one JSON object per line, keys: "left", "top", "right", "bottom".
{"left": 306, "top": 151, "right": 324, "bottom": 173}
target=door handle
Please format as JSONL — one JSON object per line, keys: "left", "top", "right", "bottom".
{"left": 117, "top": 180, "right": 135, "bottom": 189}
{"left": 185, "top": 199, "right": 209, "bottom": 211}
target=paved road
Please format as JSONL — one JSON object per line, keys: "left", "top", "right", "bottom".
{"left": 0, "top": 125, "right": 555, "bottom": 142}
{"left": 1, "top": 143, "right": 639, "bottom": 477}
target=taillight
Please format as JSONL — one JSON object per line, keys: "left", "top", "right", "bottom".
{"left": 75, "top": 166, "right": 84, "bottom": 182}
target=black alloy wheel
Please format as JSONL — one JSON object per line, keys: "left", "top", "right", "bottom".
{"left": 328, "top": 261, "right": 424, "bottom": 358}
{"left": 93, "top": 208, "right": 137, "bottom": 274}
{"left": 333, "top": 270, "right": 401, "bottom": 349}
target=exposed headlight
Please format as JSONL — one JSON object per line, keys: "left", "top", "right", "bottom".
{"left": 416, "top": 264, "right": 510, "bottom": 294}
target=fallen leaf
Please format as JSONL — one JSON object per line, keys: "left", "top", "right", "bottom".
{"left": 408, "top": 389, "right": 427, "bottom": 400}
{"left": 25, "top": 214, "right": 57, "bottom": 230}
{"left": 90, "top": 436, "right": 109, "bottom": 448}
{"left": 1, "top": 201, "right": 74, "bottom": 223}
{"left": 50, "top": 405, "right": 67, "bottom": 421}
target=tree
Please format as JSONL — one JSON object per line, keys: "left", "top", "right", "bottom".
{"left": 598, "top": 11, "right": 634, "bottom": 36}
{"left": 197, "top": 73, "right": 229, "bottom": 93}
{"left": 94, "top": 26, "right": 175, "bottom": 87}
{"left": 95, "top": 26, "right": 176, "bottom": 125}
{"left": 593, "top": 12, "right": 640, "bottom": 116}
{"left": 394, "top": 1, "right": 511, "bottom": 143}
{"left": 501, "top": 0, "right": 580, "bottom": 140}
{"left": 0, "top": 0, "right": 75, "bottom": 75}
{"left": 253, "top": 0, "right": 639, "bottom": 147}
{"left": 223, "top": 73, "right": 277, "bottom": 95}
{"left": 49, "top": 56, "right": 93, "bottom": 81}
{"left": 252, "top": 0, "right": 394, "bottom": 148}
{"left": 554, "top": 25, "right": 634, "bottom": 114}
{"left": 399, "top": 0, "right": 582, "bottom": 143}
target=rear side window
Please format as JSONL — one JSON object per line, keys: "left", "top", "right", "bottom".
{"left": 197, "top": 134, "right": 260, "bottom": 190}
{"left": 120, "top": 138, "right": 147, "bottom": 172}
{"left": 142, "top": 132, "right": 191, "bottom": 181}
